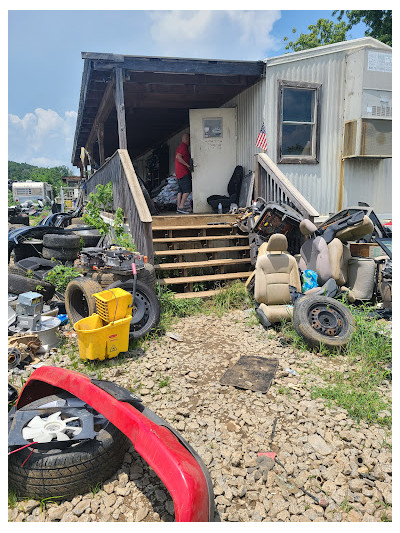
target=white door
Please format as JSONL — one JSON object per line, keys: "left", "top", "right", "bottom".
{"left": 189, "top": 108, "right": 237, "bottom": 213}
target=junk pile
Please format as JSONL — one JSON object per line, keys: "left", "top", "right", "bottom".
{"left": 152, "top": 175, "right": 192, "bottom": 211}
{"left": 8, "top": 292, "right": 61, "bottom": 349}
{"left": 8, "top": 367, "right": 214, "bottom": 521}
{"left": 238, "top": 198, "right": 392, "bottom": 349}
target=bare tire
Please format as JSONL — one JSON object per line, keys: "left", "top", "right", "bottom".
{"left": 65, "top": 277, "right": 102, "bottom": 325}
{"left": 8, "top": 273, "right": 55, "bottom": 302}
{"left": 293, "top": 295, "right": 355, "bottom": 349}
{"left": 43, "top": 234, "right": 81, "bottom": 249}
{"left": 8, "top": 392, "right": 129, "bottom": 500}
{"left": 42, "top": 246, "right": 80, "bottom": 261}
{"left": 106, "top": 279, "right": 160, "bottom": 339}
{"left": 137, "top": 263, "right": 157, "bottom": 291}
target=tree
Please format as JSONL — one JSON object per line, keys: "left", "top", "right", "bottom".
{"left": 284, "top": 18, "right": 348, "bottom": 52}
{"left": 334, "top": 10, "right": 392, "bottom": 46}
{"left": 284, "top": 10, "right": 392, "bottom": 52}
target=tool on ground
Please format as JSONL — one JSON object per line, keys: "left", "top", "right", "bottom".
{"left": 258, "top": 418, "right": 327, "bottom": 508}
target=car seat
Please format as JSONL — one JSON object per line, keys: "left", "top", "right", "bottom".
{"left": 254, "top": 233, "right": 301, "bottom": 325}
{"left": 207, "top": 166, "right": 244, "bottom": 213}
{"left": 299, "top": 215, "right": 375, "bottom": 302}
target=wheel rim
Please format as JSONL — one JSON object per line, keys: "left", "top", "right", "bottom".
{"left": 130, "top": 289, "right": 151, "bottom": 332}
{"left": 307, "top": 303, "right": 344, "bottom": 337}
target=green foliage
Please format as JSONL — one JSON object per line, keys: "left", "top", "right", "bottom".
{"left": 8, "top": 161, "right": 76, "bottom": 196}
{"left": 334, "top": 10, "right": 392, "bottom": 46}
{"left": 114, "top": 207, "right": 135, "bottom": 251}
{"left": 280, "top": 302, "right": 391, "bottom": 427}
{"left": 83, "top": 182, "right": 113, "bottom": 236}
{"left": 83, "top": 183, "right": 135, "bottom": 249}
{"left": 45, "top": 265, "right": 82, "bottom": 293}
{"left": 284, "top": 18, "right": 348, "bottom": 52}
{"left": 284, "top": 11, "right": 392, "bottom": 52}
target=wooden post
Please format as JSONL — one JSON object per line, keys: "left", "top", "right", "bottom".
{"left": 254, "top": 154, "right": 259, "bottom": 200}
{"left": 97, "top": 122, "right": 105, "bottom": 166}
{"left": 115, "top": 67, "right": 127, "bottom": 150}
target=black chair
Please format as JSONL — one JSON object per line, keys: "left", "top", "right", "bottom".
{"left": 207, "top": 166, "right": 244, "bottom": 213}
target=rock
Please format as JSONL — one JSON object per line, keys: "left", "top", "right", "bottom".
{"left": 103, "top": 493, "right": 117, "bottom": 508}
{"left": 72, "top": 500, "right": 90, "bottom": 517}
{"left": 19, "top": 500, "right": 39, "bottom": 513}
{"left": 135, "top": 507, "right": 148, "bottom": 522}
{"left": 347, "top": 509, "right": 362, "bottom": 522}
{"left": 165, "top": 500, "right": 175, "bottom": 515}
{"left": 47, "top": 506, "right": 65, "bottom": 521}
{"left": 308, "top": 434, "right": 333, "bottom": 456}
{"left": 348, "top": 478, "right": 364, "bottom": 492}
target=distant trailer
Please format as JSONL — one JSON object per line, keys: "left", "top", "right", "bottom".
{"left": 12, "top": 181, "right": 54, "bottom": 204}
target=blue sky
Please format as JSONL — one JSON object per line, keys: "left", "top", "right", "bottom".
{"left": 8, "top": 7, "right": 369, "bottom": 171}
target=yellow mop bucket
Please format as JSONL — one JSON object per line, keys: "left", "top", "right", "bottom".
{"left": 93, "top": 288, "right": 132, "bottom": 323}
{"left": 74, "top": 313, "right": 131, "bottom": 361}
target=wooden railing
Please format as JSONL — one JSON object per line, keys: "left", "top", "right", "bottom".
{"left": 85, "top": 149, "right": 154, "bottom": 263}
{"left": 255, "top": 153, "right": 319, "bottom": 221}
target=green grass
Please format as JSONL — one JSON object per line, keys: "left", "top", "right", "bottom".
{"left": 8, "top": 490, "right": 19, "bottom": 509}
{"left": 279, "top": 302, "right": 392, "bottom": 428}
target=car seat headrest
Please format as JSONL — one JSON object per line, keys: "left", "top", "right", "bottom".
{"left": 267, "top": 234, "right": 288, "bottom": 252}
{"left": 336, "top": 215, "right": 374, "bottom": 242}
{"left": 300, "top": 219, "right": 318, "bottom": 236}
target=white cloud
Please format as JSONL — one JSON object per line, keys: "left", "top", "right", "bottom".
{"left": 148, "top": 10, "right": 281, "bottom": 60}
{"left": 8, "top": 108, "right": 77, "bottom": 168}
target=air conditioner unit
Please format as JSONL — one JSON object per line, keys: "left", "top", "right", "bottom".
{"left": 343, "top": 118, "right": 392, "bottom": 159}
{"left": 343, "top": 48, "right": 392, "bottom": 159}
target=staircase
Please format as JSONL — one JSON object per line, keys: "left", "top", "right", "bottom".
{"left": 152, "top": 213, "right": 252, "bottom": 298}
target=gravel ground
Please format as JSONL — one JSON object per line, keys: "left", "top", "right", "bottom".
{"left": 8, "top": 310, "right": 392, "bottom": 522}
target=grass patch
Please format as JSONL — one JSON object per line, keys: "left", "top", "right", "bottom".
{"left": 8, "top": 490, "right": 19, "bottom": 509}
{"left": 279, "top": 301, "right": 391, "bottom": 427}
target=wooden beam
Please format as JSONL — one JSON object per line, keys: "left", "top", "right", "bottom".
{"left": 115, "top": 67, "right": 127, "bottom": 150}
{"left": 97, "top": 122, "right": 105, "bottom": 166}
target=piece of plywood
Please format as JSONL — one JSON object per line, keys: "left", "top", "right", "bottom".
{"left": 220, "top": 356, "right": 279, "bottom": 393}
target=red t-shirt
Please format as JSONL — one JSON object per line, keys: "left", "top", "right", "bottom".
{"left": 175, "top": 142, "right": 191, "bottom": 179}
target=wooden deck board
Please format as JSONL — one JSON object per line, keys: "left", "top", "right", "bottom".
{"left": 154, "top": 245, "right": 250, "bottom": 256}
{"left": 155, "top": 257, "right": 251, "bottom": 270}
{"left": 159, "top": 271, "right": 252, "bottom": 285}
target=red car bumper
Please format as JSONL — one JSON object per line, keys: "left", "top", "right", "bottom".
{"left": 16, "top": 366, "right": 214, "bottom": 522}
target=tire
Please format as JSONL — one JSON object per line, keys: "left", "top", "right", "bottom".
{"left": 293, "top": 295, "right": 355, "bottom": 349}
{"left": 43, "top": 234, "right": 81, "bottom": 249}
{"left": 42, "top": 246, "right": 79, "bottom": 261}
{"left": 72, "top": 231, "right": 101, "bottom": 248}
{"left": 65, "top": 277, "right": 102, "bottom": 325}
{"left": 106, "top": 279, "right": 160, "bottom": 339}
{"left": 8, "top": 392, "right": 129, "bottom": 500}
{"left": 8, "top": 273, "right": 55, "bottom": 302}
{"left": 137, "top": 263, "right": 157, "bottom": 291}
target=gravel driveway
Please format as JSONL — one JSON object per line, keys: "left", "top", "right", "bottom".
{"left": 8, "top": 310, "right": 392, "bottom": 522}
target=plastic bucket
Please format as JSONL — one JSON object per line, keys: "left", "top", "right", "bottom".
{"left": 74, "top": 313, "right": 131, "bottom": 361}
{"left": 93, "top": 288, "right": 132, "bottom": 323}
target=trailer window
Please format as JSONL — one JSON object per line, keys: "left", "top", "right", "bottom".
{"left": 278, "top": 80, "right": 321, "bottom": 164}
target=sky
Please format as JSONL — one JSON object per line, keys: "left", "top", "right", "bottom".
{"left": 7, "top": 4, "right": 370, "bottom": 172}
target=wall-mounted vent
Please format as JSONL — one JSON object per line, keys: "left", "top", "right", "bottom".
{"left": 371, "top": 106, "right": 392, "bottom": 118}
{"left": 343, "top": 119, "right": 392, "bottom": 158}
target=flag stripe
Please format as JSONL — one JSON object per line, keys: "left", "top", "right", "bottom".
{"left": 255, "top": 122, "right": 268, "bottom": 150}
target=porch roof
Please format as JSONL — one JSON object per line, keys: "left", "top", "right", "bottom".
{"left": 72, "top": 52, "right": 264, "bottom": 166}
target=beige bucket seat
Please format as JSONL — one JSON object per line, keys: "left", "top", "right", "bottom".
{"left": 254, "top": 234, "right": 301, "bottom": 324}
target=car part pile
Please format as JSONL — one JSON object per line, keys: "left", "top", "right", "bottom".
{"left": 8, "top": 292, "right": 61, "bottom": 348}
{"left": 66, "top": 246, "right": 160, "bottom": 339}
{"left": 8, "top": 367, "right": 214, "bottom": 521}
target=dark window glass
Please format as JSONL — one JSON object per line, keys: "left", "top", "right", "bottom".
{"left": 282, "top": 124, "right": 312, "bottom": 155}
{"left": 283, "top": 88, "right": 314, "bottom": 122}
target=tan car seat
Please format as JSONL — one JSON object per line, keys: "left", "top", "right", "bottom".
{"left": 254, "top": 234, "right": 301, "bottom": 324}
{"left": 299, "top": 219, "right": 333, "bottom": 285}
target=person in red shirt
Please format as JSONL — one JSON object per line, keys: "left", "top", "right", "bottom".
{"left": 175, "top": 133, "right": 192, "bottom": 214}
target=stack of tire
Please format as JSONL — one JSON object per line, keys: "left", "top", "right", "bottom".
{"left": 42, "top": 234, "right": 81, "bottom": 262}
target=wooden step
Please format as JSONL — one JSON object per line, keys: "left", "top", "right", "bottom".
{"left": 154, "top": 245, "right": 250, "bottom": 256}
{"left": 173, "top": 289, "right": 220, "bottom": 299}
{"left": 153, "top": 223, "right": 233, "bottom": 232}
{"left": 152, "top": 213, "right": 237, "bottom": 228}
{"left": 153, "top": 234, "right": 247, "bottom": 244}
{"left": 155, "top": 257, "right": 251, "bottom": 270}
{"left": 159, "top": 271, "right": 252, "bottom": 285}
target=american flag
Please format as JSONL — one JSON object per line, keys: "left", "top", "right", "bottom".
{"left": 255, "top": 122, "right": 268, "bottom": 150}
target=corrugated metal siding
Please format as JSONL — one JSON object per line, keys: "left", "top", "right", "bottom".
{"left": 222, "top": 81, "right": 266, "bottom": 174}
{"left": 343, "top": 158, "right": 392, "bottom": 217}
{"left": 264, "top": 53, "right": 347, "bottom": 215}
